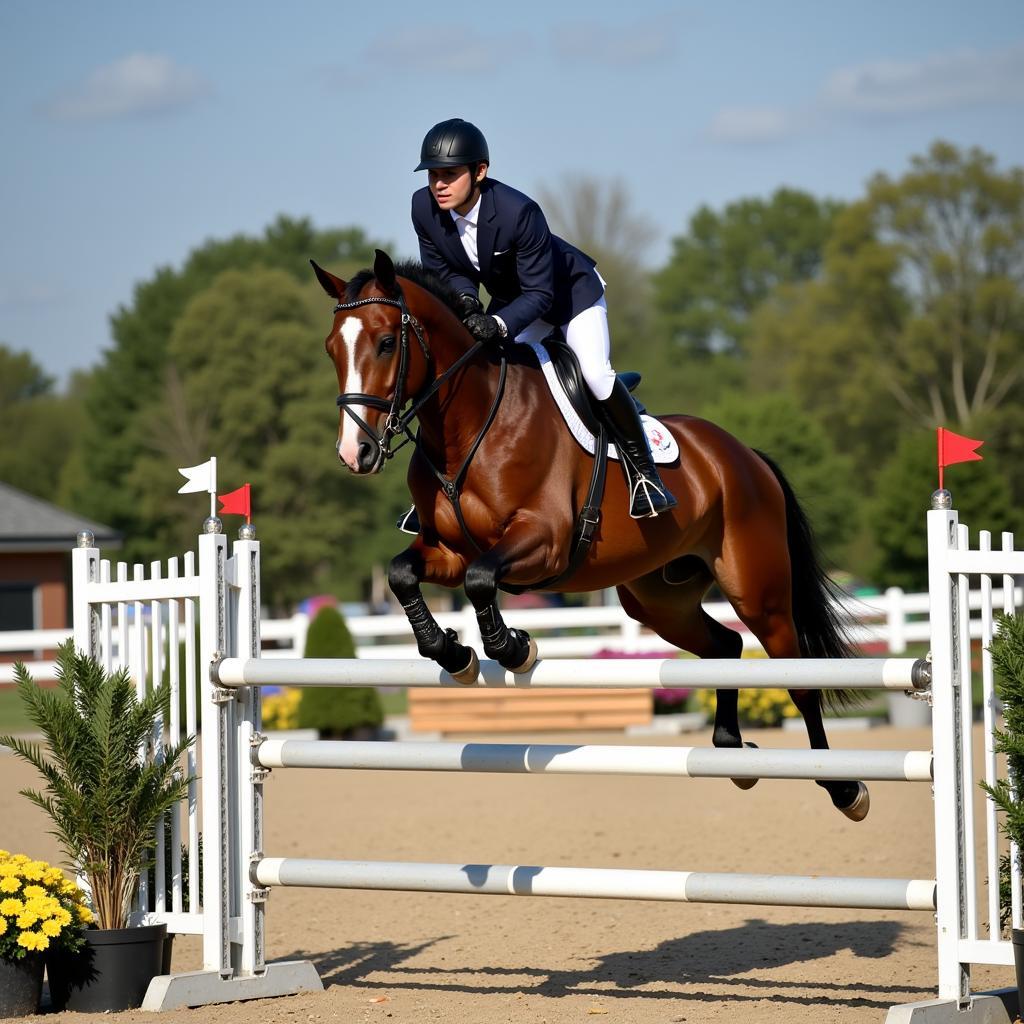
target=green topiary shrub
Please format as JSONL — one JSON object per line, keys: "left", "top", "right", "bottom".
{"left": 296, "top": 606, "right": 383, "bottom": 738}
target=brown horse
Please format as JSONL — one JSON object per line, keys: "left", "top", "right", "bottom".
{"left": 312, "top": 250, "right": 869, "bottom": 821}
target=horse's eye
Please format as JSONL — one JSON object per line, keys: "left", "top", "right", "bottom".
{"left": 378, "top": 334, "right": 396, "bottom": 355}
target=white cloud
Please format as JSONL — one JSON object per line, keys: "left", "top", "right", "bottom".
{"left": 823, "top": 42, "right": 1024, "bottom": 115}
{"left": 44, "top": 53, "right": 211, "bottom": 121}
{"left": 361, "top": 27, "right": 531, "bottom": 75}
{"left": 708, "top": 106, "right": 808, "bottom": 145}
{"left": 552, "top": 15, "right": 681, "bottom": 67}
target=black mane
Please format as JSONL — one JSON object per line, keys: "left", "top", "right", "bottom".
{"left": 345, "top": 261, "right": 466, "bottom": 318}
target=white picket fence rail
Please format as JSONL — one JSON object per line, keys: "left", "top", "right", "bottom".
{"left": 4, "top": 584, "right": 1022, "bottom": 685}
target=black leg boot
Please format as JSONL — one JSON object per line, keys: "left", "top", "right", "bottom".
{"left": 599, "top": 379, "right": 678, "bottom": 518}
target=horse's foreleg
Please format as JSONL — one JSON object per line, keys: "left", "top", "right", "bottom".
{"left": 462, "top": 520, "right": 560, "bottom": 673}
{"left": 464, "top": 550, "right": 538, "bottom": 673}
{"left": 387, "top": 544, "right": 478, "bottom": 684}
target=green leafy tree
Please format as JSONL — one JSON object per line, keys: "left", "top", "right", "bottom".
{"left": 68, "top": 216, "right": 387, "bottom": 545}
{"left": 699, "top": 394, "right": 858, "bottom": 560}
{"left": 297, "top": 606, "right": 383, "bottom": 737}
{"left": 866, "top": 431, "right": 1020, "bottom": 589}
{"left": 747, "top": 142, "right": 1024, "bottom": 477}
{"left": 0, "top": 346, "right": 86, "bottom": 501}
{"left": 648, "top": 188, "right": 842, "bottom": 416}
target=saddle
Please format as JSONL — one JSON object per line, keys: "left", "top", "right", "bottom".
{"left": 543, "top": 331, "right": 646, "bottom": 436}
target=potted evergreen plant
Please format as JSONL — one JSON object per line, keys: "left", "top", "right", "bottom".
{"left": 0, "top": 640, "right": 193, "bottom": 1012}
{"left": 979, "top": 613, "right": 1024, "bottom": 1005}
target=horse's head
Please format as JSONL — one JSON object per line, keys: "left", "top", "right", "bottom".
{"left": 312, "top": 249, "right": 432, "bottom": 475}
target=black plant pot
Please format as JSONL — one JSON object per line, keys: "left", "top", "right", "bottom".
{"left": 0, "top": 954, "right": 44, "bottom": 1017}
{"left": 47, "top": 923, "right": 167, "bottom": 1012}
{"left": 1013, "top": 928, "right": 1024, "bottom": 1013}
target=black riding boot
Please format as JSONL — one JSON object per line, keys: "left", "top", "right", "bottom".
{"left": 600, "top": 379, "right": 678, "bottom": 519}
{"left": 396, "top": 505, "right": 420, "bottom": 534}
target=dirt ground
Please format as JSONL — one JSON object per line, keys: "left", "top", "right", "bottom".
{"left": 2, "top": 722, "right": 1013, "bottom": 1024}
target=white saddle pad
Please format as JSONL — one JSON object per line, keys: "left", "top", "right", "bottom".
{"left": 524, "top": 340, "right": 680, "bottom": 464}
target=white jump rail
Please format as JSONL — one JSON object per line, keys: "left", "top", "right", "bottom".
{"left": 67, "top": 492, "right": 1024, "bottom": 1021}
{"left": 255, "top": 738, "right": 934, "bottom": 782}
{"left": 215, "top": 653, "right": 930, "bottom": 690}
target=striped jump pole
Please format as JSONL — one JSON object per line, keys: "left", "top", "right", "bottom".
{"left": 216, "top": 654, "right": 931, "bottom": 691}
{"left": 254, "top": 738, "right": 934, "bottom": 783}
{"left": 250, "top": 859, "right": 937, "bottom": 913}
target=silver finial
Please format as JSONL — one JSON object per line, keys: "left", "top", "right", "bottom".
{"left": 76, "top": 530, "right": 95, "bottom": 548}
{"left": 238, "top": 522, "right": 257, "bottom": 540}
{"left": 202, "top": 516, "right": 224, "bottom": 535}
{"left": 930, "top": 489, "right": 953, "bottom": 510}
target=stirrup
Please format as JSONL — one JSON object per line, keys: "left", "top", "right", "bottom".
{"left": 628, "top": 475, "right": 677, "bottom": 520}
{"left": 396, "top": 505, "right": 420, "bottom": 534}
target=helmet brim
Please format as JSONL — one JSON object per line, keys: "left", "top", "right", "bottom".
{"left": 414, "top": 156, "right": 473, "bottom": 171}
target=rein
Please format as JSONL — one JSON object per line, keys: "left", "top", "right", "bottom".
{"left": 333, "top": 291, "right": 507, "bottom": 551}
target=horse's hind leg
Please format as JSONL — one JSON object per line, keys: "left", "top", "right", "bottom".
{"left": 734, "top": 604, "right": 868, "bottom": 821}
{"left": 617, "top": 566, "right": 756, "bottom": 790}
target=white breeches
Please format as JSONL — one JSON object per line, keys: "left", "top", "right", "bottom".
{"left": 513, "top": 294, "right": 616, "bottom": 401}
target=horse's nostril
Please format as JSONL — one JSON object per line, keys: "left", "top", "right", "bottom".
{"left": 357, "top": 441, "right": 375, "bottom": 470}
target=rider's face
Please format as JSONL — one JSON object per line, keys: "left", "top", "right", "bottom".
{"left": 428, "top": 164, "right": 487, "bottom": 215}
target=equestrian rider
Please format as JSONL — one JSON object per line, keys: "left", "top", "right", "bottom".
{"left": 402, "top": 117, "right": 676, "bottom": 527}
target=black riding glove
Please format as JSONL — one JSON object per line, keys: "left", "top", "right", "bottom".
{"left": 456, "top": 293, "right": 484, "bottom": 320}
{"left": 464, "top": 312, "right": 504, "bottom": 344}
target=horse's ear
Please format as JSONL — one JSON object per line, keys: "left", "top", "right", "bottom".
{"left": 310, "top": 259, "right": 346, "bottom": 300}
{"left": 373, "top": 249, "right": 399, "bottom": 296}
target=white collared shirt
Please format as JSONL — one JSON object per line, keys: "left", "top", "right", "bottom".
{"left": 450, "top": 194, "right": 482, "bottom": 271}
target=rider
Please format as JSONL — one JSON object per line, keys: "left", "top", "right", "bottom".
{"left": 401, "top": 117, "right": 676, "bottom": 528}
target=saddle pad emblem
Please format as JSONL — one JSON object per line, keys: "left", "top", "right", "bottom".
{"left": 523, "top": 340, "right": 680, "bottom": 464}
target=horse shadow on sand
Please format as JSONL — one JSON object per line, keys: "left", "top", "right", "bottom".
{"left": 284, "top": 918, "right": 934, "bottom": 1012}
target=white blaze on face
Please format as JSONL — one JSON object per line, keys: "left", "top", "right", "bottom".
{"left": 337, "top": 316, "right": 368, "bottom": 469}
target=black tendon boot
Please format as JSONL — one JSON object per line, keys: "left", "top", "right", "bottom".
{"left": 600, "top": 378, "right": 677, "bottom": 518}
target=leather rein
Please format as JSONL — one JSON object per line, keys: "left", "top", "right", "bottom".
{"left": 333, "top": 290, "right": 507, "bottom": 549}
{"left": 332, "top": 288, "right": 607, "bottom": 591}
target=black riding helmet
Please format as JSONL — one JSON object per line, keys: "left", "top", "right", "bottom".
{"left": 414, "top": 118, "right": 489, "bottom": 171}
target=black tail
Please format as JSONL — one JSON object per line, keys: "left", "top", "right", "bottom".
{"left": 755, "top": 450, "right": 859, "bottom": 710}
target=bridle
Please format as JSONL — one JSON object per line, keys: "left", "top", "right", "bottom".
{"left": 332, "top": 288, "right": 505, "bottom": 493}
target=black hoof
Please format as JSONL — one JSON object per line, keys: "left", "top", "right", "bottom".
{"left": 731, "top": 741, "right": 759, "bottom": 790}
{"left": 490, "top": 628, "right": 536, "bottom": 673}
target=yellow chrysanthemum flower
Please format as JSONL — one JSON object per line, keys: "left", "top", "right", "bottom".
{"left": 11, "top": 854, "right": 29, "bottom": 865}
{"left": 44, "top": 868, "right": 64, "bottom": 885}
{"left": 54, "top": 909, "right": 72, "bottom": 927}
{"left": 76, "top": 905, "right": 93, "bottom": 923}
{"left": 0, "top": 849, "right": 10, "bottom": 858}
{"left": 0, "top": 917, "right": 7, "bottom": 936}
{"left": 17, "top": 930, "right": 47, "bottom": 951}
{"left": 16, "top": 911, "right": 38, "bottom": 928}
{"left": 61, "top": 880, "right": 79, "bottom": 896}
{"left": 0, "top": 863, "right": 17, "bottom": 878}
{"left": 41, "top": 918, "right": 62, "bottom": 937}
{"left": 21, "top": 863, "right": 45, "bottom": 881}
{"left": 22, "top": 884, "right": 46, "bottom": 900}
{"left": 0, "top": 876, "right": 21, "bottom": 893}
{"left": 0, "top": 897, "right": 24, "bottom": 916}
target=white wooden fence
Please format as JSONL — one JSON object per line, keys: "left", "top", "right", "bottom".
{"left": 3, "top": 584, "right": 1021, "bottom": 685}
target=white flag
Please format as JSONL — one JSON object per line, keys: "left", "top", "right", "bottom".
{"left": 178, "top": 458, "right": 217, "bottom": 495}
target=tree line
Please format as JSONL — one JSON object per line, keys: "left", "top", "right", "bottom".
{"left": 3, "top": 141, "right": 1022, "bottom": 605}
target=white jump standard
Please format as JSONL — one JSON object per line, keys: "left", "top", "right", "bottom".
{"left": 68, "top": 493, "right": 1024, "bottom": 1022}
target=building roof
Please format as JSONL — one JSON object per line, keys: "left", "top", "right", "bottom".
{"left": 0, "top": 481, "right": 122, "bottom": 553}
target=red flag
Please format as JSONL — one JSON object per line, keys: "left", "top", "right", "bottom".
{"left": 218, "top": 483, "right": 251, "bottom": 523}
{"left": 937, "top": 428, "right": 984, "bottom": 490}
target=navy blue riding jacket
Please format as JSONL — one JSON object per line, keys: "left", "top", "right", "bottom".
{"left": 411, "top": 178, "right": 604, "bottom": 339}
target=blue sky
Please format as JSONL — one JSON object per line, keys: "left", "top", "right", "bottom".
{"left": 2, "top": 0, "right": 1023, "bottom": 384}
